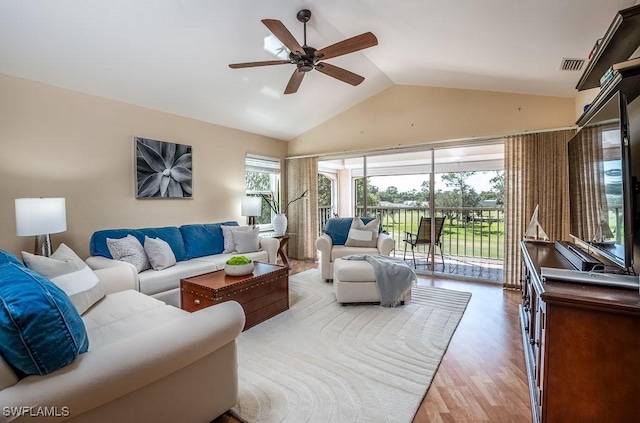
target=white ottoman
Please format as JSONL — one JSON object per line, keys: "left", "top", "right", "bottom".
{"left": 333, "top": 258, "right": 412, "bottom": 305}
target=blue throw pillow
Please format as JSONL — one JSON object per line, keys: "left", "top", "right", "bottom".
{"left": 180, "top": 222, "right": 237, "bottom": 259}
{"left": 324, "top": 217, "right": 379, "bottom": 245}
{"left": 0, "top": 262, "right": 89, "bottom": 377}
{"left": 138, "top": 226, "right": 187, "bottom": 262}
{"left": 91, "top": 227, "right": 188, "bottom": 262}
{"left": 90, "top": 229, "right": 144, "bottom": 259}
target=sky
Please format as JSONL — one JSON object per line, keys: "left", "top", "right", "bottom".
{"left": 370, "top": 171, "right": 502, "bottom": 193}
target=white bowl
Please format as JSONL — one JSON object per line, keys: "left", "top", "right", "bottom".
{"left": 224, "top": 261, "right": 254, "bottom": 276}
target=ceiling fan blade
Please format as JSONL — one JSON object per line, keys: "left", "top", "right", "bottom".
{"left": 229, "top": 60, "right": 290, "bottom": 69}
{"left": 315, "top": 63, "right": 365, "bottom": 86}
{"left": 262, "top": 19, "right": 305, "bottom": 55}
{"left": 284, "top": 69, "right": 305, "bottom": 94}
{"left": 314, "top": 32, "right": 378, "bottom": 60}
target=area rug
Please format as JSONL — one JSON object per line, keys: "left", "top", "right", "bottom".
{"left": 230, "top": 268, "right": 471, "bottom": 423}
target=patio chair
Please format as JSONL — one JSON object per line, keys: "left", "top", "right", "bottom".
{"left": 403, "top": 217, "right": 445, "bottom": 269}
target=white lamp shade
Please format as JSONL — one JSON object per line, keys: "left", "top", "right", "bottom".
{"left": 241, "top": 197, "right": 262, "bottom": 217}
{"left": 15, "top": 198, "right": 67, "bottom": 236}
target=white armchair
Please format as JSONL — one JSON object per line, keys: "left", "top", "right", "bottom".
{"left": 316, "top": 217, "right": 395, "bottom": 281}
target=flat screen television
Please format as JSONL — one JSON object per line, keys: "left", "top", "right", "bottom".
{"left": 567, "top": 91, "right": 633, "bottom": 269}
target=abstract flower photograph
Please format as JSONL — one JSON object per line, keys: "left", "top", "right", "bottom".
{"left": 135, "top": 137, "right": 192, "bottom": 198}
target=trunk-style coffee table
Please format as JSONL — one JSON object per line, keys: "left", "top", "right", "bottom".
{"left": 180, "top": 262, "right": 289, "bottom": 331}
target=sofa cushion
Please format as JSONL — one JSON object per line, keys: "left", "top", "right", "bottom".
{"left": 324, "top": 217, "right": 379, "bottom": 246}
{"left": 90, "top": 228, "right": 143, "bottom": 259}
{"left": 221, "top": 224, "right": 251, "bottom": 253}
{"left": 90, "top": 226, "right": 188, "bottom": 262}
{"left": 0, "top": 262, "right": 89, "bottom": 376}
{"left": 180, "top": 222, "right": 237, "bottom": 259}
{"left": 138, "top": 226, "right": 188, "bottom": 262}
{"left": 107, "top": 235, "right": 151, "bottom": 272}
{"left": 345, "top": 217, "right": 380, "bottom": 248}
{"left": 22, "top": 243, "right": 105, "bottom": 315}
{"left": 137, "top": 260, "right": 219, "bottom": 296}
{"left": 144, "top": 236, "right": 177, "bottom": 271}
{"left": 234, "top": 228, "right": 260, "bottom": 253}
{"left": 331, "top": 245, "right": 380, "bottom": 261}
{"left": 82, "top": 290, "right": 186, "bottom": 349}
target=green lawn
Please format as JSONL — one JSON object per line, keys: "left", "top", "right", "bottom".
{"left": 379, "top": 210, "right": 505, "bottom": 260}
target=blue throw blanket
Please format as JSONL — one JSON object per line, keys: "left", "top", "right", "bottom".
{"left": 342, "top": 254, "right": 416, "bottom": 307}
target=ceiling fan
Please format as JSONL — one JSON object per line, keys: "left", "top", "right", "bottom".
{"left": 229, "top": 9, "right": 378, "bottom": 94}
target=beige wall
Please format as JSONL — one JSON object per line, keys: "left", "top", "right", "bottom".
{"left": 0, "top": 74, "right": 287, "bottom": 258}
{"left": 288, "top": 84, "right": 576, "bottom": 156}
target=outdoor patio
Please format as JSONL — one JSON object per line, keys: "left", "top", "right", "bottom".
{"left": 319, "top": 205, "right": 505, "bottom": 284}
{"left": 393, "top": 251, "right": 504, "bottom": 283}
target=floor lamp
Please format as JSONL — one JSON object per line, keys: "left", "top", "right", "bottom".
{"left": 15, "top": 198, "right": 67, "bottom": 256}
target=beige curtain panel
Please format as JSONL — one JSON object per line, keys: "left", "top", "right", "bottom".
{"left": 286, "top": 157, "right": 319, "bottom": 260}
{"left": 568, "top": 124, "right": 614, "bottom": 242}
{"left": 503, "top": 129, "right": 575, "bottom": 289}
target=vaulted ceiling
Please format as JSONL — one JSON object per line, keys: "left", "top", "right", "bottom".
{"left": 0, "top": 0, "right": 635, "bottom": 140}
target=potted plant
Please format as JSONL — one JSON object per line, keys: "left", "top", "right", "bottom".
{"left": 260, "top": 189, "right": 308, "bottom": 235}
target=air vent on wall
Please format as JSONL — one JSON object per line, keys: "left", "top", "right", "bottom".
{"left": 560, "top": 58, "right": 586, "bottom": 71}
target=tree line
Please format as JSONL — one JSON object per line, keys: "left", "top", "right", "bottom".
{"left": 320, "top": 171, "right": 504, "bottom": 206}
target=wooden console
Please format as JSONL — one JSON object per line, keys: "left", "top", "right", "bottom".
{"left": 520, "top": 242, "right": 640, "bottom": 423}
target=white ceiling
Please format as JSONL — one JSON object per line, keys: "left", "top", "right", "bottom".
{"left": 0, "top": 0, "right": 635, "bottom": 141}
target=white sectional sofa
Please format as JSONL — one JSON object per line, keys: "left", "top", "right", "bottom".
{"left": 86, "top": 222, "right": 279, "bottom": 307}
{"left": 0, "top": 265, "right": 245, "bottom": 423}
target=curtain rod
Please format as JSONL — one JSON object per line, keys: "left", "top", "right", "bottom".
{"left": 285, "top": 125, "right": 577, "bottom": 160}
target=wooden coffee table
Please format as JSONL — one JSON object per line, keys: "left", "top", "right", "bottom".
{"left": 180, "top": 262, "right": 289, "bottom": 331}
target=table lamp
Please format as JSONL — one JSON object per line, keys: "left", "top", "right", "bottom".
{"left": 241, "top": 197, "right": 262, "bottom": 228}
{"left": 15, "top": 197, "right": 67, "bottom": 256}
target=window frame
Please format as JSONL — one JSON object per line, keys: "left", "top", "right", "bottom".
{"left": 245, "top": 154, "right": 281, "bottom": 230}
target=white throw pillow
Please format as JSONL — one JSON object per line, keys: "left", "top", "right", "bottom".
{"left": 221, "top": 225, "right": 252, "bottom": 253}
{"left": 144, "top": 236, "right": 177, "bottom": 270}
{"left": 234, "top": 228, "right": 260, "bottom": 254}
{"left": 22, "top": 243, "right": 105, "bottom": 315}
{"left": 107, "top": 235, "right": 150, "bottom": 273}
{"left": 345, "top": 217, "right": 380, "bottom": 248}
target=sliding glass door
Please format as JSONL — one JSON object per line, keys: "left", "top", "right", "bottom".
{"left": 318, "top": 142, "right": 504, "bottom": 281}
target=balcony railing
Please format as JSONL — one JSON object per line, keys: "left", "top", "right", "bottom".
{"left": 319, "top": 205, "right": 504, "bottom": 261}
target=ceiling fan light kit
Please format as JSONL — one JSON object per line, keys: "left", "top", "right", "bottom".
{"left": 229, "top": 9, "right": 378, "bottom": 94}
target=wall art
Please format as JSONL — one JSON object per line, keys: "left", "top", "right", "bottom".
{"left": 135, "top": 137, "right": 192, "bottom": 198}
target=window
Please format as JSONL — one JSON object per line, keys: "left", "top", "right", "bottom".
{"left": 245, "top": 154, "right": 281, "bottom": 227}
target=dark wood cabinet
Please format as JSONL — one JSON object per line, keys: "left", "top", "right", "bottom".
{"left": 520, "top": 242, "right": 640, "bottom": 423}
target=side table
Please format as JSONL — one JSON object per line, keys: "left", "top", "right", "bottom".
{"left": 273, "top": 235, "right": 291, "bottom": 269}
{"left": 260, "top": 232, "right": 294, "bottom": 269}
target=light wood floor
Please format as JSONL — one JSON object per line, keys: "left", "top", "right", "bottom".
{"left": 214, "top": 259, "right": 532, "bottom": 423}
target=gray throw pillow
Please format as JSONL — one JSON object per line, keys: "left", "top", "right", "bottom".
{"left": 234, "top": 228, "right": 260, "bottom": 254}
{"left": 221, "top": 225, "right": 252, "bottom": 253}
{"left": 107, "top": 235, "right": 150, "bottom": 273}
{"left": 345, "top": 217, "right": 380, "bottom": 248}
{"left": 143, "top": 236, "right": 177, "bottom": 270}
{"left": 22, "top": 243, "right": 105, "bottom": 315}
